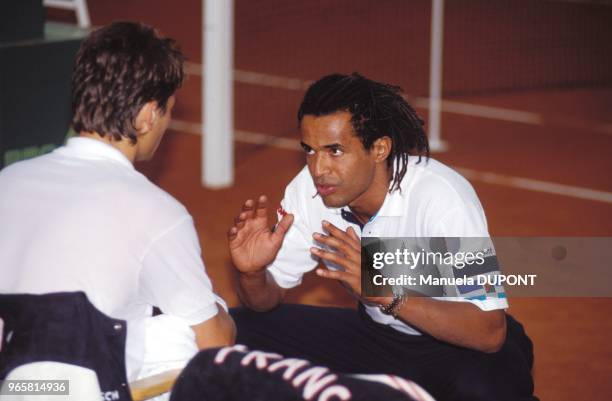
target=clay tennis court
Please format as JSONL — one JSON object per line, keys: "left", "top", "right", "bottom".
{"left": 50, "top": 1, "right": 612, "bottom": 399}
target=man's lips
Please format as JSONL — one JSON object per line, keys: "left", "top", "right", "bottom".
{"left": 316, "top": 184, "right": 338, "bottom": 196}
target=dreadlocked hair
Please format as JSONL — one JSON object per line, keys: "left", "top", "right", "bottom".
{"left": 297, "top": 73, "right": 429, "bottom": 192}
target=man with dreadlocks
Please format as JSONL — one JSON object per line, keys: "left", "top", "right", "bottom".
{"left": 227, "top": 73, "right": 537, "bottom": 401}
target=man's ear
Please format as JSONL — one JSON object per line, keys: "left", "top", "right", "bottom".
{"left": 134, "top": 101, "right": 158, "bottom": 135}
{"left": 372, "top": 136, "right": 392, "bottom": 163}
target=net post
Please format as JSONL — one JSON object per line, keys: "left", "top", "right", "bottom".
{"left": 202, "top": 0, "right": 234, "bottom": 188}
{"left": 428, "top": 0, "right": 448, "bottom": 152}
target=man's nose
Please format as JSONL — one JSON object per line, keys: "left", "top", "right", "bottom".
{"left": 312, "top": 153, "right": 330, "bottom": 178}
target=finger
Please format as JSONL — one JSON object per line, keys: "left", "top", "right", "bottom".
{"left": 313, "top": 233, "right": 350, "bottom": 256}
{"left": 345, "top": 226, "right": 361, "bottom": 251}
{"left": 310, "top": 246, "right": 353, "bottom": 271}
{"left": 234, "top": 212, "right": 245, "bottom": 225}
{"left": 235, "top": 211, "right": 253, "bottom": 226}
{"left": 241, "top": 199, "right": 255, "bottom": 218}
{"left": 242, "top": 199, "right": 254, "bottom": 211}
{"left": 227, "top": 226, "right": 238, "bottom": 241}
{"left": 315, "top": 267, "right": 351, "bottom": 283}
{"left": 347, "top": 226, "right": 359, "bottom": 240}
{"left": 272, "top": 213, "right": 294, "bottom": 239}
{"left": 255, "top": 195, "right": 268, "bottom": 218}
{"left": 322, "top": 220, "right": 350, "bottom": 240}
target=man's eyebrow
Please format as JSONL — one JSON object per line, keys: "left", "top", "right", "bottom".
{"left": 300, "top": 141, "right": 312, "bottom": 150}
{"left": 300, "top": 142, "right": 344, "bottom": 151}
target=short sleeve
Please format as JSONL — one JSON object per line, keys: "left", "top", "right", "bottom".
{"left": 139, "top": 217, "right": 226, "bottom": 326}
{"left": 267, "top": 183, "right": 319, "bottom": 289}
{"left": 432, "top": 205, "right": 508, "bottom": 311}
{"left": 432, "top": 203, "right": 489, "bottom": 237}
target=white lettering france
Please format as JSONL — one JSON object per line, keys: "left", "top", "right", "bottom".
{"left": 214, "top": 347, "right": 352, "bottom": 401}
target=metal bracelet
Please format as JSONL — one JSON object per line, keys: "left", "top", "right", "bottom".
{"left": 380, "top": 294, "right": 402, "bottom": 315}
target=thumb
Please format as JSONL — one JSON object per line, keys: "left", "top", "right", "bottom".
{"left": 347, "top": 226, "right": 359, "bottom": 240}
{"left": 346, "top": 226, "right": 361, "bottom": 248}
{"left": 272, "top": 213, "right": 294, "bottom": 240}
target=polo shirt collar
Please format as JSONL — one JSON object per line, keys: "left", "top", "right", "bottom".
{"left": 62, "top": 137, "right": 134, "bottom": 169}
{"left": 335, "top": 176, "right": 406, "bottom": 221}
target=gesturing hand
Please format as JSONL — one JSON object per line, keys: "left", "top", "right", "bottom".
{"left": 310, "top": 220, "right": 364, "bottom": 295}
{"left": 228, "top": 195, "right": 294, "bottom": 275}
{"left": 311, "top": 220, "right": 394, "bottom": 308}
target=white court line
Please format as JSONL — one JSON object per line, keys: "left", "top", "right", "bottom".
{"left": 234, "top": 130, "right": 302, "bottom": 151}
{"left": 169, "top": 120, "right": 301, "bottom": 151}
{"left": 186, "top": 62, "right": 313, "bottom": 90}
{"left": 168, "top": 119, "right": 612, "bottom": 204}
{"left": 455, "top": 167, "right": 612, "bottom": 205}
{"left": 185, "top": 62, "right": 612, "bottom": 133}
{"left": 411, "top": 98, "right": 542, "bottom": 125}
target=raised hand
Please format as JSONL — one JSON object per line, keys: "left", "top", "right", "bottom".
{"left": 228, "top": 195, "right": 294, "bottom": 275}
{"left": 310, "top": 220, "right": 363, "bottom": 294}
{"left": 311, "top": 220, "right": 393, "bottom": 307}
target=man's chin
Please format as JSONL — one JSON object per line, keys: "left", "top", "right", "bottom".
{"left": 320, "top": 195, "right": 346, "bottom": 208}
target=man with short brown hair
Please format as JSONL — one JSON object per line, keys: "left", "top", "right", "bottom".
{"left": 0, "top": 21, "right": 235, "bottom": 382}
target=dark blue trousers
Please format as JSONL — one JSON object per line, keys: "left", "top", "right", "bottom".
{"left": 231, "top": 304, "right": 537, "bottom": 401}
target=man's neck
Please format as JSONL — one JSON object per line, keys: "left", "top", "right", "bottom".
{"left": 79, "top": 131, "right": 137, "bottom": 163}
{"left": 347, "top": 168, "right": 391, "bottom": 225}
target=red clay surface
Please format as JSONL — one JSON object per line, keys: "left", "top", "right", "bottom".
{"left": 48, "top": 1, "right": 612, "bottom": 399}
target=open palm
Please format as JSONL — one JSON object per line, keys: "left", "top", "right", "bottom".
{"left": 228, "top": 195, "right": 293, "bottom": 274}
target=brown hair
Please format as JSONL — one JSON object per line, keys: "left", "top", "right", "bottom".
{"left": 71, "top": 21, "right": 184, "bottom": 143}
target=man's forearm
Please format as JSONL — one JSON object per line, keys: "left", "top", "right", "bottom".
{"left": 394, "top": 297, "right": 507, "bottom": 353}
{"left": 237, "top": 270, "right": 284, "bottom": 312}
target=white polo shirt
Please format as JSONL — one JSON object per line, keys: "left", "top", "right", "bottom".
{"left": 268, "top": 157, "right": 508, "bottom": 335}
{"left": 0, "top": 137, "right": 225, "bottom": 371}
